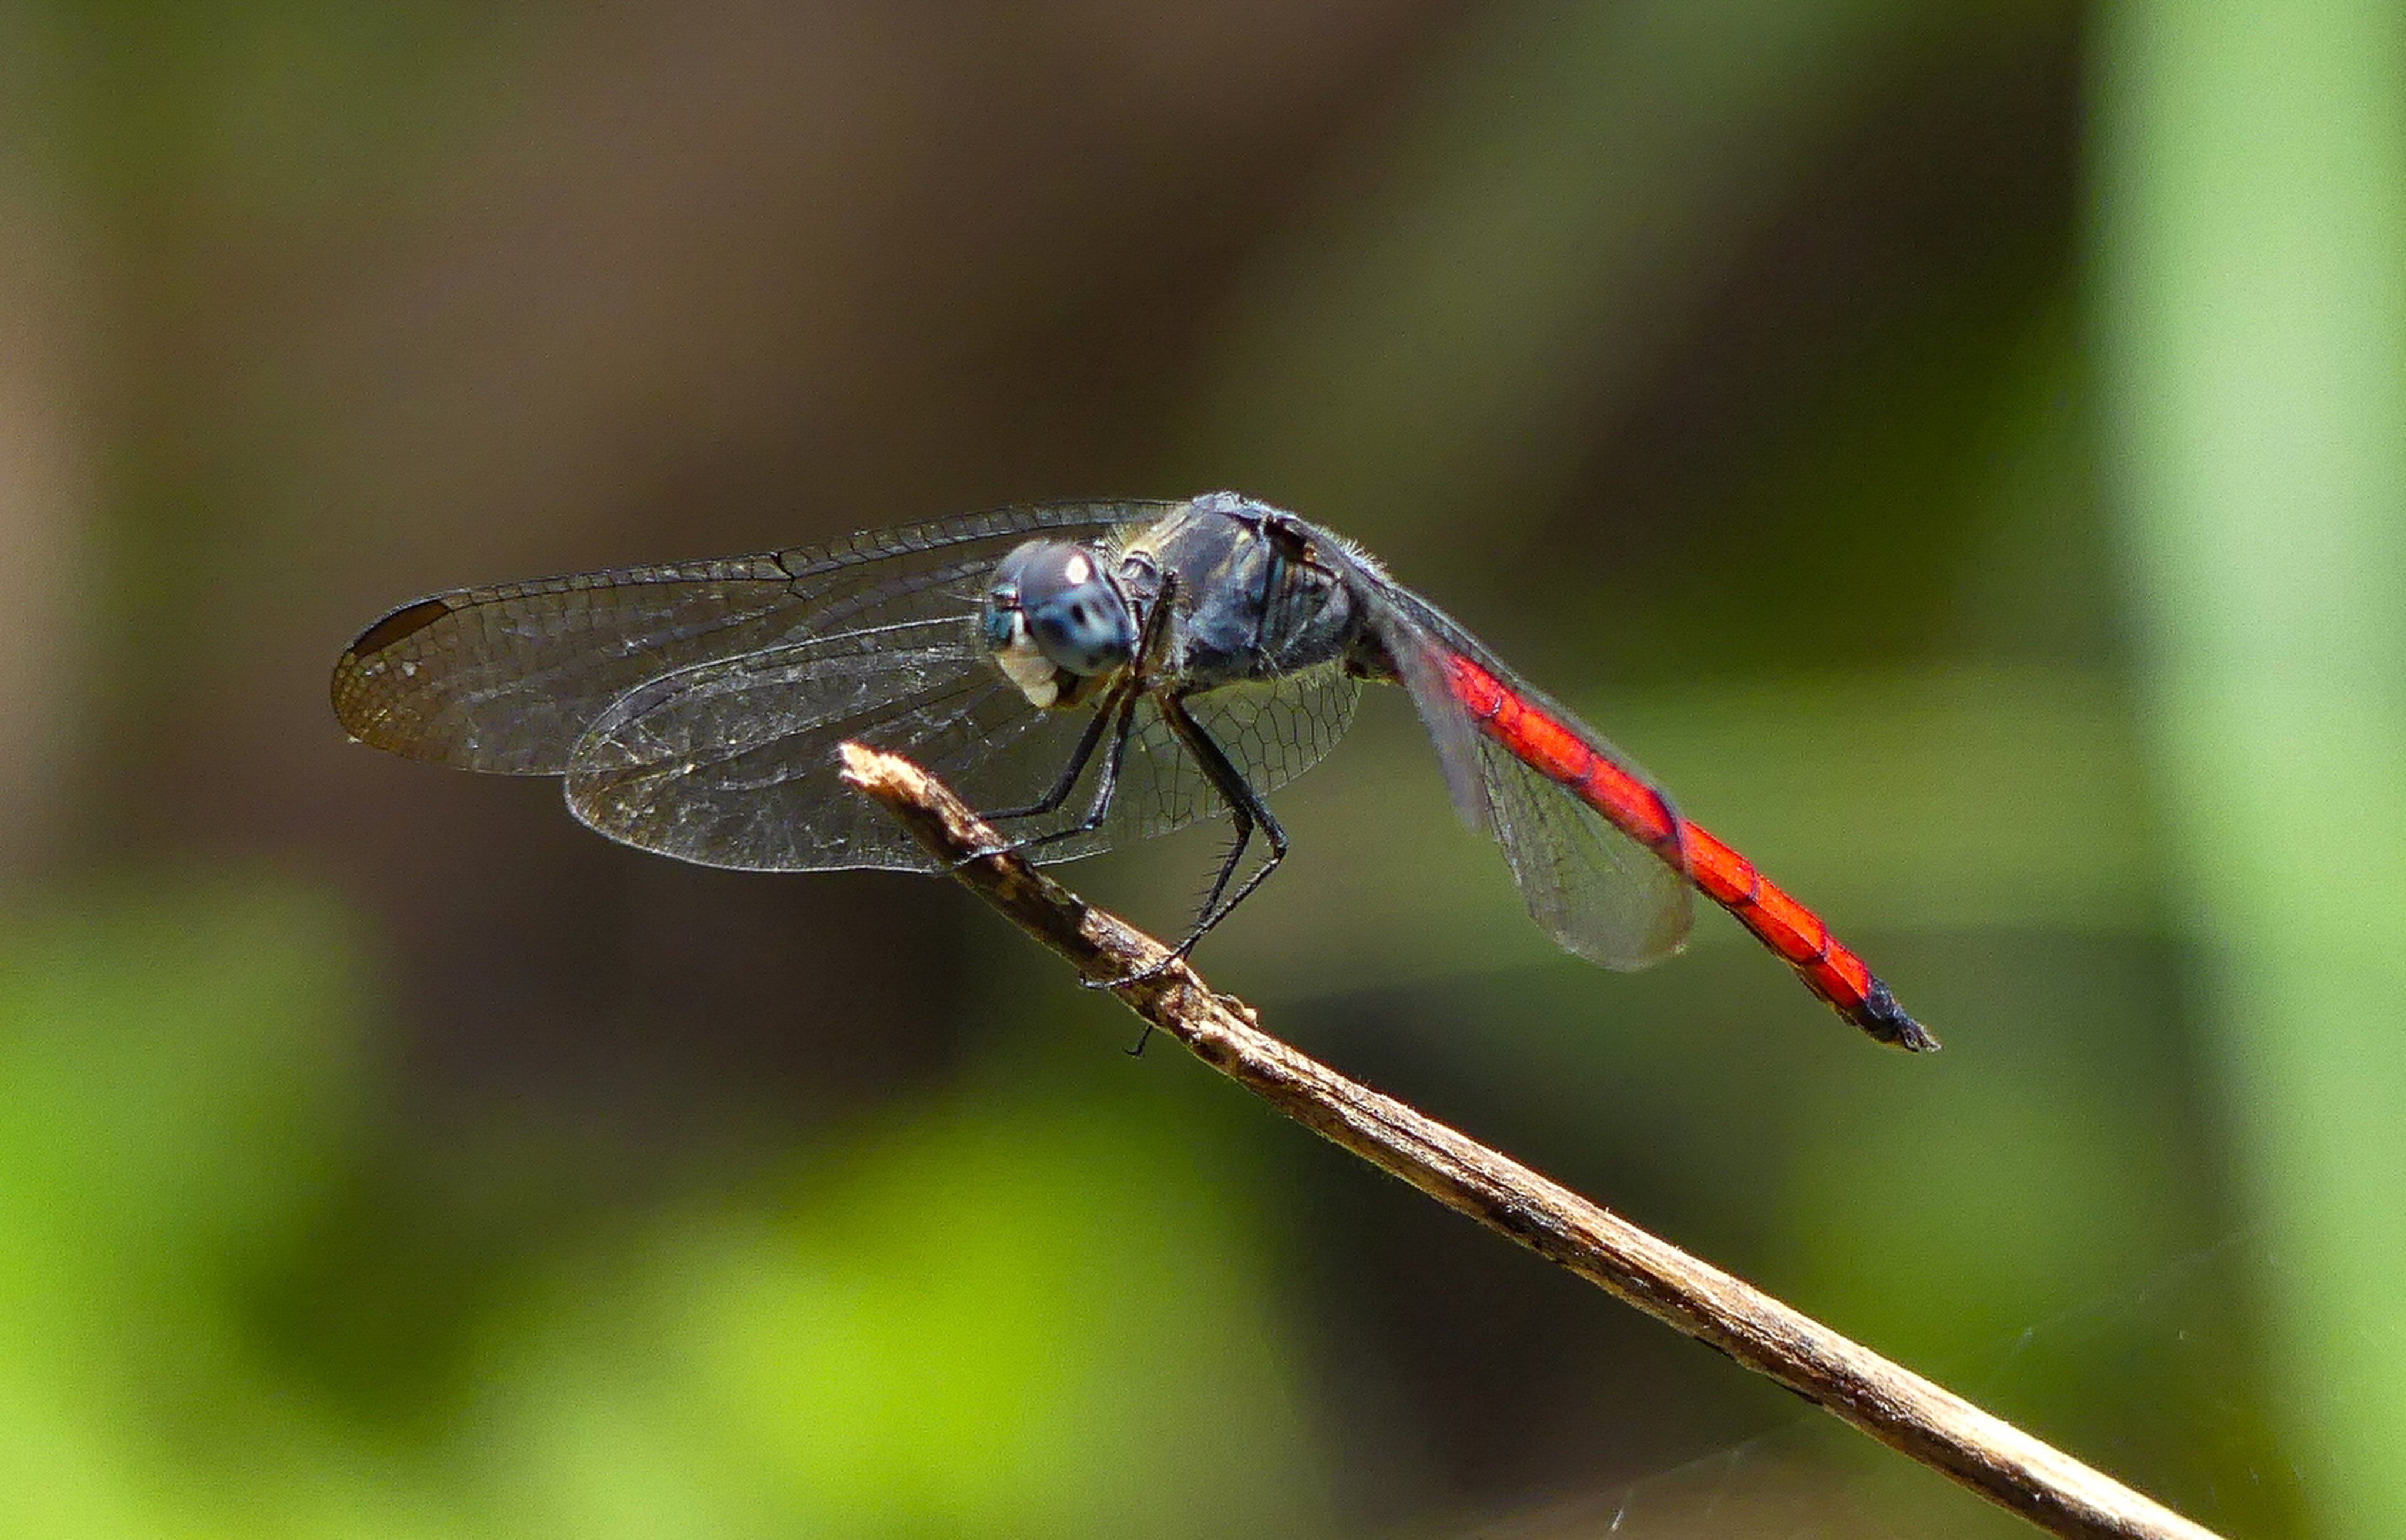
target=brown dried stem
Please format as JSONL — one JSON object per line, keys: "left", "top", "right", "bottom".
{"left": 837, "top": 742, "right": 2222, "bottom": 1540}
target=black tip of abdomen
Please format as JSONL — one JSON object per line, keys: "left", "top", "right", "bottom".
{"left": 1856, "top": 978, "right": 1940, "bottom": 1053}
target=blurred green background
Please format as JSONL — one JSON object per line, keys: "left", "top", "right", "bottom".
{"left": 2, "top": 2, "right": 2398, "bottom": 1535}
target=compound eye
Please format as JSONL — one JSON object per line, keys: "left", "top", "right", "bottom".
{"left": 1019, "top": 549, "right": 1134, "bottom": 676}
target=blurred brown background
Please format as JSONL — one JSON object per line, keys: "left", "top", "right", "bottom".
{"left": 4, "top": 2, "right": 2401, "bottom": 1535}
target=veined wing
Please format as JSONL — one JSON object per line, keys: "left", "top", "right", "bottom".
{"left": 329, "top": 501, "right": 1176, "bottom": 774}
{"left": 563, "top": 625, "right": 1363, "bottom": 873}
{"left": 1327, "top": 541, "right": 1694, "bottom": 970}
{"left": 1090, "top": 662, "right": 1364, "bottom": 853}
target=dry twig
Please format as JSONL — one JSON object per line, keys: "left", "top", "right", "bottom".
{"left": 838, "top": 742, "right": 2222, "bottom": 1540}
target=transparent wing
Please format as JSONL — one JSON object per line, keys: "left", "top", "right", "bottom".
{"left": 1330, "top": 547, "right": 1693, "bottom": 970}
{"left": 562, "top": 618, "right": 1364, "bottom": 873}
{"left": 1467, "top": 730, "right": 1693, "bottom": 968}
{"left": 330, "top": 501, "right": 1176, "bottom": 774}
{"left": 1098, "top": 663, "right": 1364, "bottom": 854}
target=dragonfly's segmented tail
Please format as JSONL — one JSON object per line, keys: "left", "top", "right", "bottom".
{"left": 1442, "top": 655, "right": 1937, "bottom": 1051}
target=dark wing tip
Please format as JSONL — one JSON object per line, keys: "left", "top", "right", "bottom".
{"left": 1855, "top": 978, "right": 1940, "bottom": 1052}
{"left": 330, "top": 596, "right": 458, "bottom": 747}
{"left": 345, "top": 596, "right": 455, "bottom": 660}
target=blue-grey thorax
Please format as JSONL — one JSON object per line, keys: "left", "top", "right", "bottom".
{"left": 1119, "top": 494, "right": 1365, "bottom": 693}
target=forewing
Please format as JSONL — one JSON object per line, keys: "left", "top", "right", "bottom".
{"left": 1334, "top": 553, "right": 1694, "bottom": 970}
{"left": 330, "top": 501, "right": 1175, "bottom": 774}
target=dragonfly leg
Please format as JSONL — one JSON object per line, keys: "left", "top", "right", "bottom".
{"left": 1169, "top": 692, "right": 1288, "bottom": 944}
{"left": 1084, "top": 689, "right": 1287, "bottom": 990}
{"left": 970, "top": 700, "right": 1115, "bottom": 826}
{"left": 961, "top": 687, "right": 1139, "bottom": 866}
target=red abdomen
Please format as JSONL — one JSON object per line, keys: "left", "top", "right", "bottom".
{"left": 1443, "top": 655, "right": 1935, "bottom": 1051}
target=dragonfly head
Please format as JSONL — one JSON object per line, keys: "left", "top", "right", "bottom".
{"left": 981, "top": 541, "right": 1137, "bottom": 707}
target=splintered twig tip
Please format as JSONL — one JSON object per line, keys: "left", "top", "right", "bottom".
{"left": 836, "top": 740, "right": 895, "bottom": 786}
{"left": 838, "top": 742, "right": 940, "bottom": 814}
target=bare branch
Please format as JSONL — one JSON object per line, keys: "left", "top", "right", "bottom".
{"left": 838, "top": 742, "right": 2223, "bottom": 1540}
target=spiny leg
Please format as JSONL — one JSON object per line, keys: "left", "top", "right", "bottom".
{"left": 1164, "top": 691, "right": 1288, "bottom": 946}
{"left": 972, "top": 698, "right": 1115, "bottom": 825}
{"left": 1086, "top": 690, "right": 1288, "bottom": 992}
{"left": 977, "top": 687, "right": 1140, "bottom": 864}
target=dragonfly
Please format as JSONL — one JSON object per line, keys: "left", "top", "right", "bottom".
{"left": 331, "top": 491, "right": 1935, "bottom": 1051}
